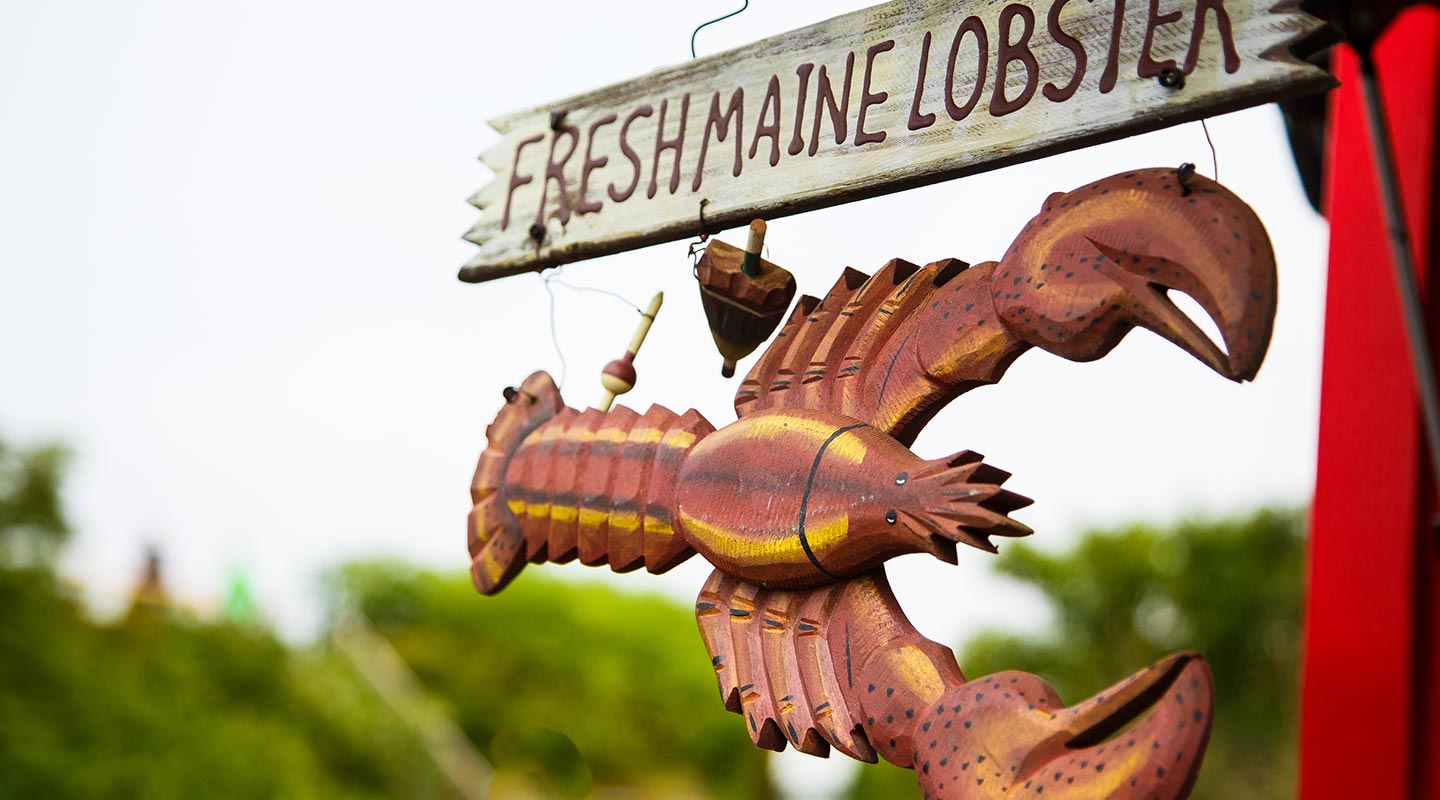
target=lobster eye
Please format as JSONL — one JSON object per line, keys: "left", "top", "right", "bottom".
{"left": 885, "top": 510, "right": 897, "bottom": 524}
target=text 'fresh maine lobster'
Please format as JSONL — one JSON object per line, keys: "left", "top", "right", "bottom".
{"left": 467, "top": 167, "right": 1276, "bottom": 799}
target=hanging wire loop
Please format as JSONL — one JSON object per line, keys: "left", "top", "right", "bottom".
{"left": 690, "top": 1, "right": 750, "bottom": 59}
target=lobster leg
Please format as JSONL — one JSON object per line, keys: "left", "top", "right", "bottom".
{"left": 695, "top": 568, "right": 1213, "bottom": 799}
{"left": 913, "top": 654, "right": 1213, "bottom": 799}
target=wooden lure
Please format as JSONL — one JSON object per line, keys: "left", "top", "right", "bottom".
{"left": 468, "top": 167, "right": 1275, "bottom": 798}
{"left": 696, "top": 220, "right": 798, "bottom": 378}
{"left": 597, "top": 291, "right": 663, "bottom": 412}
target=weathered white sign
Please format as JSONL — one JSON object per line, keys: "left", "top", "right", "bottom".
{"left": 460, "top": 0, "right": 1331, "bottom": 283}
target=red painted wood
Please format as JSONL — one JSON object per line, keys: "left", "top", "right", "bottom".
{"left": 470, "top": 166, "right": 1282, "bottom": 798}
{"left": 1301, "top": 9, "right": 1440, "bottom": 800}
{"left": 739, "top": 169, "right": 1278, "bottom": 446}
{"left": 695, "top": 567, "right": 1215, "bottom": 799}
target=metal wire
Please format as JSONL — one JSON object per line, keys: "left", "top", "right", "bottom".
{"left": 539, "top": 268, "right": 647, "bottom": 392}
{"left": 691, "top": 1, "right": 750, "bottom": 59}
{"left": 1356, "top": 49, "right": 1440, "bottom": 502}
{"left": 545, "top": 275, "right": 644, "bottom": 315}
{"left": 1200, "top": 118, "right": 1219, "bottom": 180}
{"left": 541, "top": 273, "right": 567, "bottom": 390}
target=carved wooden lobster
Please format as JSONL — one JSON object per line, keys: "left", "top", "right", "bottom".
{"left": 467, "top": 167, "right": 1275, "bottom": 799}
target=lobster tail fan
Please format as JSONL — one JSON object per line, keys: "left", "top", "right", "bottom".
{"left": 468, "top": 496, "right": 526, "bottom": 595}
{"left": 469, "top": 371, "right": 565, "bottom": 595}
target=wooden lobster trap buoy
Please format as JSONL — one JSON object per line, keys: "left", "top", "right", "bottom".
{"left": 695, "top": 220, "right": 797, "bottom": 378}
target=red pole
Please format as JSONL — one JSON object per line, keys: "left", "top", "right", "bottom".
{"left": 1301, "top": 8, "right": 1440, "bottom": 799}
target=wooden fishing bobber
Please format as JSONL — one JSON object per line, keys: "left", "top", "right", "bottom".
{"left": 695, "top": 219, "right": 797, "bottom": 378}
{"left": 596, "top": 292, "right": 663, "bottom": 412}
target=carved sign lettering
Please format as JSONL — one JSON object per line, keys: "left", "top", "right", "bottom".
{"left": 460, "top": 0, "right": 1330, "bottom": 283}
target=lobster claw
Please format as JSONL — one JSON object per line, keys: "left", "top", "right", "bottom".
{"left": 994, "top": 168, "right": 1277, "bottom": 382}
{"left": 914, "top": 652, "right": 1213, "bottom": 799}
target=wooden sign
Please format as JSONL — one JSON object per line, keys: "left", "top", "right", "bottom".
{"left": 459, "top": 0, "right": 1330, "bottom": 283}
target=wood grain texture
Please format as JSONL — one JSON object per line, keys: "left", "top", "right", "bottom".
{"left": 459, "top": 0, "right": 1331, "bottom": 282}
{"left": 695, "top": 567, "right": 1215, "bottom": 799}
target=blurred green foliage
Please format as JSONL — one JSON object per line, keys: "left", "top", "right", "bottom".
{"left": 326, "top": 562, "right": 773, "bottom": 800}
{"left": 846, "top": 509, "right": 1306, "bottom": 799}
{"left": 0, "top": 435, "right": 447, "bottom": 799}
{"left": 0, "top": 439, "right": 70, "bottom": 566}
{"left": 0, "top": 435, "right": 771, "bottom": 798}
{"left": 0, "top": 566, "right": 450, "bottom": 799}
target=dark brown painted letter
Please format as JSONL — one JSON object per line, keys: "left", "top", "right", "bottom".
{"left": 648, "top": 94, "right": 691, "bottom": 199}
{"left": 693, "top": 89, "right": 745, "bottom": 191}
{"left": 945, "top": 16, "right": 989, "bottom": 122}
{"left": 990, "top": 4, "right": 1039, "bottom": 117}
{"left": 502, "top": 133, "right": 543, "bottom": 231}
{"left": 856, "top": 40, "right": 895, "bottom": 146}
{"left": 808, "top": 53, "right": 855, "bottom": 156}
{"left": 577, "top": 113, "right": 617, "bottom": 216}
{"left": 608, "top": 105, "right": 652, "bottom": 204}
{"left": 1043, "top": 0, "right": 1086, "bottom": 102}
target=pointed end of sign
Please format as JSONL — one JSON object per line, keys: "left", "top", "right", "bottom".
{"left": 459, "top": 256, "right": 542, "bottom": 285}
{"left": 1258, "top": 1, "right": 1342, "bottom": 74}
{"left": 478, "top": 140, "right": 514, "bottom": 173}
{"left": 487, "top": 114, "right": 516, "bottom": 137}
{"left": 458, "top": 260, "right": 487, "bottom": 283}
{"left": 463, "top": 217, "right": 499, "bottom": 245}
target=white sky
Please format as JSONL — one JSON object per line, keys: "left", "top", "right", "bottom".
{"left": 0, "top": 2, "right": 1327, "bottom": 793}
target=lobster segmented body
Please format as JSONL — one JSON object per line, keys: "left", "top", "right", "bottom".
{"left": 468, "top": 371, "right": 715, "bottom": 594}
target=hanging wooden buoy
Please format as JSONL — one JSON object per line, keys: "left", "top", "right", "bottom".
{"left": 695, "top": 220, "right": 797, "bottom": 378}
{"left": 596, "top": 292, "right": 663, "bottom": 412}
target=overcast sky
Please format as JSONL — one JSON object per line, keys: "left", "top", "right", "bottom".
{"left": 1, "top": 2, "right": 1328, "bottom": 793}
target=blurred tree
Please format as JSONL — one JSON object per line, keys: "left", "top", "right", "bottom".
{"left": 0, "top": 569, "right": 451, "bottom": 799}
{"left": 0, "top": 438, "right": 70, "bottom": 566}
{"left": 327, "top": 562, "right": 774, "bottom": 800}
{"left": 0, "top": 434, "right": 772, "bottom": 798}
{"left": 0, "top": 435, "right": 447, "bottom": 799}
{"left": 845, "top": 509, "right": 1306, "bottom": 799}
